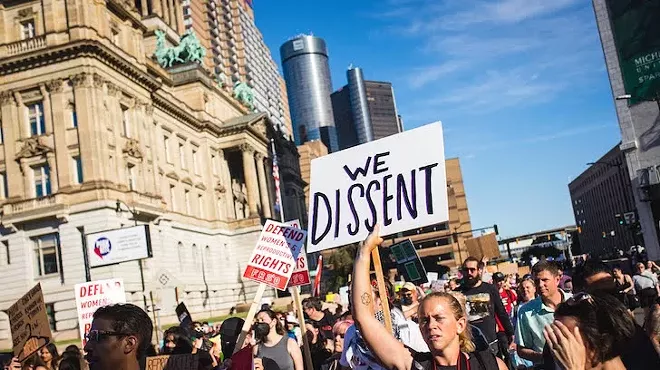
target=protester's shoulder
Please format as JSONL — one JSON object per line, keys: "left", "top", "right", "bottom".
{"left": 408, "top": 349, "right": 432, "bottom": 370}
{"left": 517, "top": 298, "right": 540, "bottom": 316}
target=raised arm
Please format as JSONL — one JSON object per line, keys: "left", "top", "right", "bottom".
{"left": 351, "top": 226, "right": 413, "bottom": 370}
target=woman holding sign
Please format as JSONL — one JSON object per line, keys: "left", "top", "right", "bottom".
{"left": 351, "top": 225, "right": 507, "bottom": 370}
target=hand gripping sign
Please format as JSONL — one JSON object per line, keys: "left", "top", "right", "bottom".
{"left": 285, "top": 220, "right": 311, "bottom": 287}
{"left": 243, "top": 220, "right": 307, "bottom": 290}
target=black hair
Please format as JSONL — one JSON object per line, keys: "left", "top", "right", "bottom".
{"left": 531, "top": 261, "right": 560, "bottom": 277}
{"left": 63, "top": 345, "right": 81, "bottom": 357}
{"left": 572, "top": 259, "right": 612, "bottom": 292}
{"left": 93, "top": 303, "right": 153, "bottom": 359}
{"left": 57, "top": 357, "right": 82, "bottom": 370}
{"left": 555, "top": 293, "right": 635, "bottom": 366}
{"left": 41, "top": 342, "right": 60, "bottom": 370}
{"left": 162, "top": 326, "right": 193, "bottom": 354}
{"left": 257, "top": 309, "right": 286, "bottom": 335}
{"left": 302, "top": 297, "right": 323, "bottom": 312}
{"left": 22, "top": 354, "right": 47, "bottom": 370}
{"left": 462, "top": 256, "right": 480, "bottom": 268}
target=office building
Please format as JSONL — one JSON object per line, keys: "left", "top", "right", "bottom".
{"left": 331, "top": 67, "right": 402, "bottom": 150}
{"left": 593, "top": 0, "right": 660, "bottom": 259}
{"left": 568, "top": 144, "right": 639, "bottom": 257}
{"left": 181, "top": 0, "right": 293, "bottom": 137}
{"left": 0, "top": 0, "right": 283, "bottom": 348}
{"left": 280, "top": 35, "right": 338, "bottom": 152}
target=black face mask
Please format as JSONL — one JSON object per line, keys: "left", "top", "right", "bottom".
{"left": 401, "top": 297, "right": 413, "bottom": 306}
{"left": 254, "top": 322, "right": 271, "bottom": 340}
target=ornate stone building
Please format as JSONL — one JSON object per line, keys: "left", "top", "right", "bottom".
{"left": 0, "top": 0, "right": 280, "bottom": 346}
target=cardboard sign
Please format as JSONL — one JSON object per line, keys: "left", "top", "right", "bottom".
{"left": 146, "top": 354, "right": 198, "bottom": 370}
{"left": 427, "top": 272, "right": 439, "bottom": 282}
{"left": 465, "top": 233, "right": 501, "bottom": 260}
{"left": 518, "top": 266, "right": 531, "bottom": 276}
{"left": 307, "top": 122, "right": 448, "bottom": 252}
{"left": 390, "top": 239, "right": 428, "bottom": 284}
{"left": 75, "top": 279, "right": 126, "bottom": 347}
{"left": 497, "top": 262, "right": 519, "bottom": 275}
{"left": 286, "top": 220, "right": 311, "bottom": 287}
{"left": 85, "top": 225, "right": 152, "bottom": 268}
{"left": 243, "top": 220, "right": 307, "bottom": 290}
{"left": 7, "top": 283, "right": 52, "bottom": 361}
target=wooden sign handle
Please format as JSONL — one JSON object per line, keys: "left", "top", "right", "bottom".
{"left": 371, "top": 248, "right": 393, "bottom": 334}
{"left": 233, "top": 283, "right": 266, "bottom": 355}
{"left": 291, "top": 287, "right": 314, "bottom": 370}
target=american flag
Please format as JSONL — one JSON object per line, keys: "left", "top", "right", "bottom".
{"left": 271, "top": 140, "right": 283, "bottom": 219}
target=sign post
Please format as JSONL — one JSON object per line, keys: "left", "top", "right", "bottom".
{"left": 372, "top": 248, "right": 393, "bottom": 334}
{"left": 7, "top": 284, "right": 52, "bottom": 362}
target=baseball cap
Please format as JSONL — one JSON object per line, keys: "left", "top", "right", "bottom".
{"left": 493, "top": 272, "right": 505, "bottom": 282}
{"left": 401, "top": 282, "right": 416, "bottom": 291}
{"left": 286, "top": 314, "right": 299, "bottom": 325}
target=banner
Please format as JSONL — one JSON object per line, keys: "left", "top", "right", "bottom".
{"left": 243, "top": 220, "right": 307, "bottom": 290}
{"left": 389, "top": 239, "right": 428, "bottom": 284}
{"left": 307, "top": 122, "right": 448, "bottom": 252}
{"left": 7, "top": 283, "right": 52, "bottom": 361}
{"left": 75, "top": 279, "right": 126, "bottom": 346}
{"left": 286, "top": 220, "right": 311, "bottom": 287}
{"left": 605, "top": 0, "right": 660, "bottom": 104}
{"left": 85, "top": 225, "right": 152, "bottom": 267}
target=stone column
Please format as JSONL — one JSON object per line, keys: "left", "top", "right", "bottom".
{"left": 174, "top": 0, "right": 185, "bottom": 35}
{"left": 46, "top": 79, "right": 72, "bottom": 189}
{"left": 255, "top": 153, "right": 271, "bottom": 219}
{"left": 0, "top": 92, "right": 25, "bottom": 199}
{"left": 13, "top": 92, "right": 28, "bottom": 139}
{"left": 39, "top": 84, "right": 54, "bottom": 135}
{"left": 240, "top": 144, "right": 259, "bottom": 217}
{"left": 152, "top": 0, "right": 163, "bottom": 18}
{"left": 161, "top": 0, "right": 170, "bottom": 24}
{"left": 140, "top": 0, "right": 148, "bottom": 16}
{"left": 71, "top": 72, "right": 104, "bottom": 183}
{"left": 20, "top": 160, "right": 31, "bottom": 197}
{"left": 46, "top": 152, "right": 58, "bottom": 194}
{"left": 218, "top": 149, "right": 235, "bottom": 220}
{"left": 168, "top": 0, "right": 177, "bottom": 31}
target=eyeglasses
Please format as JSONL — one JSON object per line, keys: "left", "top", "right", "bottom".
{"left": 565, "top": 292, "right": 594, "bottom": 306}
{"left": 85, "top": 330, "right": 127, "bottom": 342}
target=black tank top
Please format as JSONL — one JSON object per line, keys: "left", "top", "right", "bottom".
{"left": 410, "top": 350, "right": 499, "bottom": 370}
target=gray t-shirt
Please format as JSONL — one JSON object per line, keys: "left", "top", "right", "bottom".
{"left": 633, "top": 270, "right": 658, "bottom": 290}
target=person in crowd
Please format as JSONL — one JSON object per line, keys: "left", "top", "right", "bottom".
{"left": 83, "top": 303, "right": 153, "bottom": 370}
{"left": 567, "top": 259, "right": 660, "bottom": 369}
{"left": 544, "top": 292, "right": 635, "bottom": 370}
{"left": 447, "top": 291, "right": 490, "bottom": 352}
{"left": 515, "top": 261, "right": 571, "bottom": 366}
{"left": 350, "top": 226, "right": 507, "bottom": 370}
{"left": 648, "top": 260, "right": 660, "bottom": 278}
{"left": 320, "top": 320, "right": 353, "bottom": 370}
{"left": 253, "top": 309, "right": 303, "bottom": 370}
{"left": 63, "top": 346, "right": 82, "bottom": 359}
{"left": 22, "top": 356, "right": 47, "bottom": 370}
{"left": 492, "top": 272, "right": 516, "bottom": 365}
{"left": 219, "top": 317, "right": 245, "bottom": 359}
{"left": 458, "top": 257, "right": 514, "bottom": 358}
{"left": 399, "top": 282, "right": 420, "bottom": 321}
{"left": 302, "top": 297, "right": 335, "bottom": 340}
{"left": 562, "top": 278, "right": 574, "bottom": 294}
{"left": 517, "top": 277, "right": 536, "bottom": 305}
{"left": 447, "top": 278, "right": 459, "bottom": 292}
{"left": 161, "top": 326, "right": 193, "bottom": 354}
{"left": 285, "top": 314, "right": 301, "bottom": 343}
{"left": 645, "top": 302, "right": 660, "bottom": 354}
{"left": 305, "top": 320, "right": 333, "bottom": 370}
{"left": 39, "top": 343, "right": 59, "bottom": 370}
{"left": 613, "top": 266, "right": 636, "bottom": 311}
{"left": 634, "top": 262, "right": 659, "bottom": 311}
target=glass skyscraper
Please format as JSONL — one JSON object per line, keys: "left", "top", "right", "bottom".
{"left": 280, "top": 35, "right": 338, "bottom": 152}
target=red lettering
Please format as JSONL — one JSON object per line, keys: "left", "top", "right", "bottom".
{"left": 282, "top": 263, "right": 291, "bottom": 274}
{"left": 268, "top": 258, "right": 280, "bottom": 270}
{"left": 265, "top": 223, "right": 274, "bottom": 232}
{"left": 262, "top": 256, "right": 272, "bottom": 266}
{"left": 251, "top": 254, "right": 262, "bottom": 264}
{"left": 297, "top": 256, "right": 306, "bottom": 269}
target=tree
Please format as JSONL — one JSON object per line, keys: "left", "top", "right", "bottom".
{"left": 326, "top": 244, "right": 357, "bottom": 293}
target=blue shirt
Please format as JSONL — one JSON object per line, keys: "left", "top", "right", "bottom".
{"left": 515, "top": 291, "right": 571, "bottom": 359}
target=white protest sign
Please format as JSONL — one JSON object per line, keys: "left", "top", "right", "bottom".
{"left": 74, "top": 279, "right": 126, "bottom": 346}
{"left": 285, "top": 220, "right": 311, "bottom": 287}
{"left": 243, "top": 220, "right": 307, "bottom": 290}
{"left": 85, "top": 225, "right": 152, "bottom": 267}
{"left": 307, "top": 122, "right": 448, "bottom": 252}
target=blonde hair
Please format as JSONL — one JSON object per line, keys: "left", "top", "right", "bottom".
{"left": 420, "top": 292, "right": 476, "bottom": 353}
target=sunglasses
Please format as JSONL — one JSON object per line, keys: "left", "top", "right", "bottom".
{"left": 565, "top": 292, "right": 594, "bottom": 306}
{"left": 85, "top": 330, "right": 127, "bottom": 342}
{"left": 462, "top": 267, "right": 478, "bottom": 273}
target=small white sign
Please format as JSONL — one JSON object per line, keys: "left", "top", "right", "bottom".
{"left": 307, "top": 122, "right": 449, "bottom": 252}
{"left": 74, "top": 279, "right": 126, "bottom": 346}
{"left": 243, "top": 220, "right": 307, "bottom": 290}
{"left": 285, "top": 220, "right": 311, "bottom": 287}
{"left": 292, "top": 39, "right": 304, "bottom": 51}
{"left": 86, "top": 225, "right": 152, "bottom": 268}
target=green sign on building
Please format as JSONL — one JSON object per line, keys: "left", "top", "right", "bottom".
{"left": 606, "top": 0, "right": 660, "bottom": 104}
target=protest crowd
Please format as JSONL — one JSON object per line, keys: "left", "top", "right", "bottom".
{"left": 5, "top": 227, "right": 660, "bottom": 370}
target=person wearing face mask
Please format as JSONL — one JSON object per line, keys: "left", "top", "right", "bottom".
{"left": 253, "top": 309, "right": 303, "bottom": 370}
{"left": 399, "top": 282, "right": 419, "bottom": 321}
{"left": 458, "top": 257, "right": 514, "bottom": 360}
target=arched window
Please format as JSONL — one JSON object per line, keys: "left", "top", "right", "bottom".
{"left": 177, "top": 242, "right": 184, "bottom": 271}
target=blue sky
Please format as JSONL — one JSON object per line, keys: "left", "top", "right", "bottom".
{"left": 253, "top": 0, "right": 622, "bottom": 238}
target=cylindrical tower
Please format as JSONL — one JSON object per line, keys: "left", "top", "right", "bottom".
{"left": 347, "top": 67, "right": 373, "bottom": 144}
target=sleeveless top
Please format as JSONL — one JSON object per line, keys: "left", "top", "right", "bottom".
{"left": 410, "top": 350, "right": 499, "bottom": 370}
{"left": 256, "top": 336, "right": 294, "bottom": 370}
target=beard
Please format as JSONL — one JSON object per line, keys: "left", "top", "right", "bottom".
{"left": 464, "top": 275, "right": 480, "bottom": 287}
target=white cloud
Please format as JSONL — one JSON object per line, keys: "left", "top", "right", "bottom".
{"left": 452, "top": 0, "right": 581, "bottom": 26}
{"left": 407, "top": 60, "right": 467, "bottom": 88}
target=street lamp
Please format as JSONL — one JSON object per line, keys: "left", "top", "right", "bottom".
{"left": 115, "top": 199, "right": 138, "bottom": 226}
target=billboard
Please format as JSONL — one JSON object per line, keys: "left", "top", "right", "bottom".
{"left": 85, "top": 225, "right": 152, "bottom": 268}
{"left": 606, "top": 0, "right": 660, "bottom": 104}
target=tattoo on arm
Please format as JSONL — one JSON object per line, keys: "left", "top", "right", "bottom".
{"left": 361, "top": 293, "right": 372, "bottom": 305}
